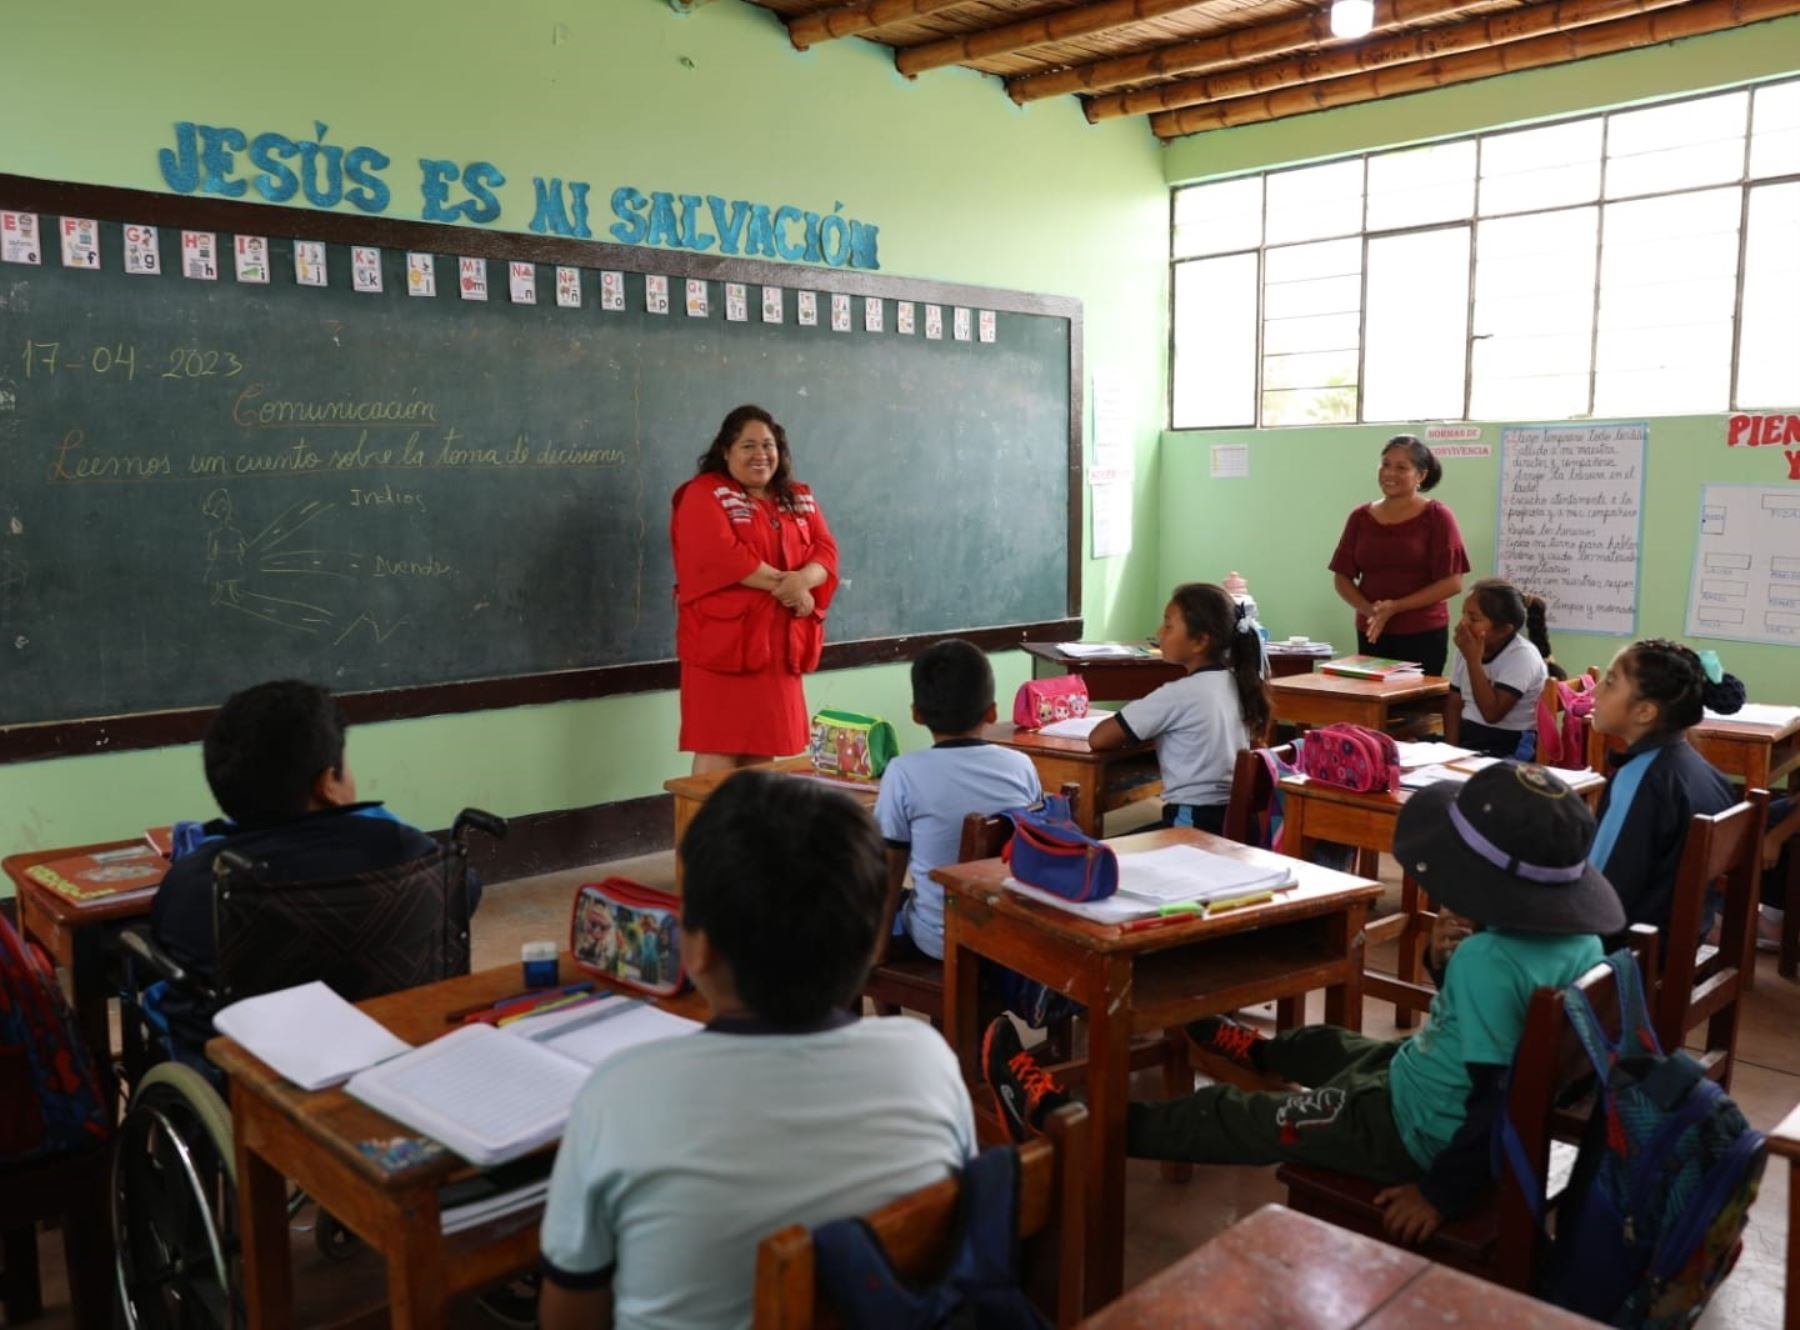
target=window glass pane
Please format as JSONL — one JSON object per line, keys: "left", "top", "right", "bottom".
{"left": 1605, "top": 91, "right": 1748, "bottom": 199}
{"left": 1172, "top": 254, "right": 1258, "bottom": 428}
{"left": 1594, "top": 189, "right": 1739, "bottom": 415}
{"left": 1751, "top": 80, "right": 1800, "bottom": 179}
{"left": 1470, "top": 208, "right": 1598, "bottom": 420}
{"left": 1738, "top": 182, "right": 1800, "bottom": 408}
{"left": 1363, "top": 227, "right": 1471, "bottom": 422}
{"left": 1265, "top": 159, "right": 1364, "bottom": 245}
{"left": 1261, "top": 238, "right": 1360, "bottom": 424}
{"left": 1173, "top": 176, "right": 1263, "bottom": 258}
{"left": 1480, "top": 119, "right": 1602, "bottom": 215}
{"left": 1367, "top": 141, "right": 1476, "bottom": 230}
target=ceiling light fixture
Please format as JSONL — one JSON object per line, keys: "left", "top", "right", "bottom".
{"left": 1330, "top": 0, "right": 1375, "bottom": 38}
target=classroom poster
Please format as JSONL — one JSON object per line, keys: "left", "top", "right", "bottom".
{"left": 897, "top": 301, "right": 915, "bottom": 335}
{"left": 123, "top": 225, "right": 160, "bottom": 275}
{"left": 405, "top": 252, "right": 436, "bottom": 296}
{"left": 180, "top": 230, "right": 218, "bottom": 280}
{"left": 1, "top": 210, "right": 41, "bottom": 264}
{"left": 294, "top": 239, "right": 327, "bottom": 286}
{"left": 1686, "top": 485, "right": 1800, "bottom": 646}
{"left": 761, "top": 286, "right": 783, "bottom": 323}
{"left": 863, "top": 296, "right": 883, "bottom": 333}
{"left": 685, "top": 278, "right": 708, "bottom": 317}
{"left": 953, "top": 307, "right": 971, "bottom": 341}
{"left": 555, "top": 266, "right": 581, "bottom": 307}
{"left": 1092, "top": 479, "right": 1132, "bottom": 559}
{"left": 725, "top": 283, "right": 748, "bottom": 321}
{"left": 509, "top": 261, "right": 537, "bottom": 304}
{"left": 979, "top": 310, "right": 996, "bottom": 343}
{"left": 1497, "top": 422, "right": 1645, "bottom": 636}
{"left": 352, "top": 246, "right": 383, "bottom": 293}
{"left": 830, "top": 293, "right": 851, "bottom": 332}
{"left": 645, "top": 274, "right": 669, "bottom": 313}
{"left": 234, "top": 235, "right": 270, "bottom": 283}
{"left": 925, "top": 305, "right": 943, "bottom": 339}
{"left": 459, "top": 256, "right": 488, "bottom": 301}
{"left": 601, "top": 270, "right": 625, "bottom": 310}
{"left": 60, "top": 217, "right": 99, "bottom": 268}
{"left": 797, "top": 290, "right": 818, "bottom": 325}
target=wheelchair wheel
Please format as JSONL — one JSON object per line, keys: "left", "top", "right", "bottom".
{"left": 113, "top": 1061, "right": 241, "bottom": 1330}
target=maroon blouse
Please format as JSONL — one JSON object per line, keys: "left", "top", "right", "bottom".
{"left": 1327, "top": 500, "right": 1471, "bottom": 636}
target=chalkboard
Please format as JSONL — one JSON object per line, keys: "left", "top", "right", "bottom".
{"left": 0, "top": 177, "right": 1080, "bottom": 758}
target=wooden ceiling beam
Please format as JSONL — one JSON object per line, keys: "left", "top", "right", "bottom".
{"left": 1152, "top": 0, "right": 1800, "bottom": 136}
{"left": 787, "top": 0, "right": 970, "bottom": 50}
{"left": 1005, "top": 0, "right": 1498, "bottom": 102}
{"left": 895, "top": 0, "right": 1220, "bottom": 76}
{"left": 1093, "top": 0, "right": 1688, "bottom": 119}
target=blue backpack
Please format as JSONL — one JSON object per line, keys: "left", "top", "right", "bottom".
{"left": 1498, "top": 951, "right": 1765, "bottom": 1327}
{"left": 811, "top": 1145, "right": 1052, "bottom": 1330}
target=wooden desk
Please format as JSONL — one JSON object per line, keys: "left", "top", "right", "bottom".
{"left": 1771, "top": 1103, "right": 1800, "bottom": 1330}
{"left": 934, "top": 829, "right": 1381, "bottom": 1311}
{"left": 1023, "top": 641, "right": 1323, "bottom": 702}
{"left": 1280, "top": 769, "right": 1607, "bottom": 1030}
{"left": 5, "top": 837, "right": 160, "bottom": 1106}
{"left": 1588, "top": 714, "right": 1800, "bottom": 792}
{"left": 1080, "top": 1203, "right": 1599, "bottom": 1328}
{"left": 210, "top": 956, "right": 709, "bottom": 1329}
{"left": 1269, "top": 673, "right": 1450, "bottom": 734}
{"left": 981, "top": 723, "right": 1161, "bottom": 837}
{"left": 663, "top": 757, "right": 880, "bottom": 885}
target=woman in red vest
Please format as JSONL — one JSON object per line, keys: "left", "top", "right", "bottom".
{"left": 670, "top": 405, "right": 839, "bottom": 775}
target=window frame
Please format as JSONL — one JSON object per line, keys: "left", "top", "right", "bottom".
{"left": 1168, "top": 74, "right": 1800, "bottom": 431}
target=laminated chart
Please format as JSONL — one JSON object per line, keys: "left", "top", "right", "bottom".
{"left": 1686, "top": 485, "right": 1800, "bottom": 646}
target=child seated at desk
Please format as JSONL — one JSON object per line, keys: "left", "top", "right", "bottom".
{"left": 874, "top": 638, "right": 1042, "bottom": 961}
{"left": 1088, "top": 582, "right": 1269, "bottom": 833}
{"left": 151, "top": 680, "right": 460, "bottom": 1050}
{"left": 1444, "top": 578, "right": 1551, "bottom": 760}
{"left": 1588, "top": 639, "right": 1737, "bottom": 931}
{"left": 537, "top": 770, "right": 974, "bottom": 1330}
{"left": 984, "top": 762, "right": 1621, "bottom": 1245}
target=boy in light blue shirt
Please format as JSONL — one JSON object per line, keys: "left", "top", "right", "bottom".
{"left": 875, "top": 639, "right": 1042, "bottom": 960}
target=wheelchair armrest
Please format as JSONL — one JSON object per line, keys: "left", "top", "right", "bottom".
{"left": 119, "top": 924, "right": 217, "bottom": 1004}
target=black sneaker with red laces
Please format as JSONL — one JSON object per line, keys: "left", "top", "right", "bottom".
{"left": 1184, "top": 1014, "right": 1269, "bottom": 1071}
{"left": 981, "top": 1017, "right": 1070, "bottom": 1144}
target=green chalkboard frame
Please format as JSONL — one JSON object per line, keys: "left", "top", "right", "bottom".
{"left": 0, "top": 173, "right": 1083, "bottom": 763}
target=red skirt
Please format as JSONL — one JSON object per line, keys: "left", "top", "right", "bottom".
{"left": 678, "top": 662, "right": 811, "bottom": 757}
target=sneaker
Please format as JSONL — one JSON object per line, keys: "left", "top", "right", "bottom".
{"left": 476, "top": 1273, "right": 540, "bottom": 1328}
{"left": 1184, "top": 1015, "right": 1268, "bottom": 1071}
{"left": 982, "top": 1017, "right": 1070, "bottom": 1144}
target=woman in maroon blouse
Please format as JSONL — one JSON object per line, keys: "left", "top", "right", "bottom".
{"left": 1328, "top": 435, "right": 1470, "bottom": 677}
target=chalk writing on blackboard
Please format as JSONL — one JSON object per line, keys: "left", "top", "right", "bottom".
{"left": 1497, "top": 423, "right": 1646, "bottom": 637}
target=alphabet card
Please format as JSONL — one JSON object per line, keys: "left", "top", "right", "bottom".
{"left": 352, "top": 246, "right": 383, "bottom": 293}
{"left": 797, "top": 290, "right": 818, "bottom": 326}
{"left": 459, "top": 256, "right": 488, "bottom": 301}
{"left": 509, "top": 261, "right": 537, "bottom": 304}
{"left": 725, "top": 283, "right": 748, "bottom": 322}
{"left": 685, "top": 278, "right": 708, "bottom": 318}
{"left": 601, "top": 270, "right": 626, "bottom": 311}
{"left": 1, "top": 211, "right": 41, "bottom": 265}
{"left": 556, "top": 266, "right": 581, "bottom": 308}
{"left": 646, "top": 274, "right": 669, "bottom": 314}
{"left": 60, "top": 217, "right": 99, "bottom": 269}
{"left": 925, "top": 304, "right": 943, "bottom": 340}
{"left": 234, "top": 235, "right": 270, "bottom": 283}
{"left": 761, "top": 286, "right": 783, "bottom": 324}
{"left": 953, "top": 307, "right": 972, "bottom": 342}
{"left": 863, "top": 297, "right": 883, "bottom": 333}
{"left": 181, "top": 230, "right": 219, "bottom": 280}
{"left": 897, "top": 301, "right": 915, "bottom": 335}
{"left": 124, "top": 225, "right": 160, "bottom": 276}
{"left": 830, "top": 293, "right": 851, "bottom": 332}
{"left": 406, "top": 252, "right": 436, "bottom": 297}
{"left": 294, "top": 239, "right": 327, "bottom": 287}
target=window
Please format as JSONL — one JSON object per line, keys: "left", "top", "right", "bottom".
{"left": 1169, "top": 77, "right": 1800, "bottom": 429}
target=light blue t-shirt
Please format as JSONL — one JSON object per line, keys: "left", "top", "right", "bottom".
{"left": 874, "top": 740, "right": 1042, "bottom": 959}
{"left": 1388, "top": 928, "right": 1602, "bottom": 1167}
{"left": 539, "top": 1016, "right": 975, "bottom": 1330}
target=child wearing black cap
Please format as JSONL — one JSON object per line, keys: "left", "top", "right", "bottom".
{"left": 983, "top": 762, "right": 1626, "bottom": 1244}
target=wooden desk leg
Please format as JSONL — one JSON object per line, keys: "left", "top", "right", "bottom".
{"left": 69, "top": 924, "right": 118, "bottom": 1115}
{"left": 1277, "top": 795, "right": 1314, "bottom": 1032}
{"left": 386, "top": 1197, "right": 449, "bottom": 1328}
{"left": 1324, "top": 902, "right": 1368, "bottom": 1033}
{"left": 942, "top": 900, "right": 984, "bottom": 1090}
{"left": 1159, "top": 1031, "right": 1194, "bottom": 1186}
{"left": 1787, "top": 1157, "right": 1800, "bottom": 1330}
{"left": 1074, "top": 774, "right": 1105, "bottom": 840}
{"left": 234, "top": 1106, "right": 296, "bottom": 1330}
{"left": 1393, "top": 875, "right": 1423, "bottom": 1031}
{"left": 1082, "top": 954, "right": 1133, "bottom": 1313}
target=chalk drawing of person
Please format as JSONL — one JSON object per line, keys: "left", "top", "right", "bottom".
{"left": 201, "top": 488, "right": 248, "bottom": 606}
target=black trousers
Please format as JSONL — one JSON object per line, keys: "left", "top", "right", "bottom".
{"left": 1358, "top": 626, "right": 1448, "bottom": 677}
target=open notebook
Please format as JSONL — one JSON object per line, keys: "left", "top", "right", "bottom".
{"left": 1005, "top": 843, "right": 1294, "bottom": 924}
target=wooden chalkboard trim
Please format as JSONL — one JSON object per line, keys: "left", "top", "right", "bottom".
{"left": 0, "top": 173, "right": 1085, "bottom": 758}
{"left": 0, "top": 618, "right": 1084, "bottom": 764}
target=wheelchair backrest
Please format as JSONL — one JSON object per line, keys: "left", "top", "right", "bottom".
{"left": 210, "top": 845, "right": 472, "bottom": 1006}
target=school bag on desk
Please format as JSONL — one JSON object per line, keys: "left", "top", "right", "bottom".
{"left": 809, "top": 709, "right": 900, "bottom": 782}
{"left": 1496, "top": 951, "right": 1765, "bottom": 1328}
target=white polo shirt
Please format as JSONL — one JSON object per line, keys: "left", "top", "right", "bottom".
{"left": 1449, "top": 633, "right": 1548, "bottom": 732}
{"left": 539, "top": 1014, "right": 975, "bottom": 1330}
{"left": 1118, "top": 666, "right": 1249, "bottom": 807}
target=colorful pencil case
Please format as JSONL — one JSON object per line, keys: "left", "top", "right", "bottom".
{"left": 808, "top": 709, "right": 899, "bottom": 781}
{"left": 569, "top": 878, "right": 687, "bottom": 998}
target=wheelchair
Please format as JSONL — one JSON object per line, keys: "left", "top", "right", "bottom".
{"left": 111, "top": 809, "right": 506, "bottom": 1330}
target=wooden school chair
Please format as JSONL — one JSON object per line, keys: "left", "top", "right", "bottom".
{"left": 752, "top": 1103, "right": 1089, "bottom": 1329}
{"left": 1651, "top": 791, "right": 1769, "bottom": 1089}
{"left": 861, "top": 783, "right": 1082, "bottom": 1027}
{"left": 1276, "top": 957, "right": 1626, "bottom": 1290}
{"left": 1766, "top": 1101, "right": 1800, "bottom": 1330}
{"left": 1767, "top": 796, "right": 1800, "bottom": 980}
{"left": 0, "top": 1144, "right": 113, "bottom": 1330}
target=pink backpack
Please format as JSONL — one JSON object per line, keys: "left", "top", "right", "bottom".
{"left": 1536, "top": 677, "right": 1597, "bottom": 770}
{"left": 1296, "top": 723, "right": 1402, "bottom": 794}
{"left": 1012, "top": 676, "right": 1089, "bottom": 730}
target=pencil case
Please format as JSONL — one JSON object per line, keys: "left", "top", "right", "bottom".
{"left": 1002, "top": 793, "right": 1118, "bottom": 903}
{"left": 569, "top": 878, "right": 687, "bottom": 998}
{"left": 1013, "top": 676, "right": 1089, "bottom": 730}
{"left": 807, "top": 709, "right": 899, "bottom": 781}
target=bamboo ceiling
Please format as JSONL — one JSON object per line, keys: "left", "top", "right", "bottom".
{"left": 744, "top": 0, "right": 1800, "bottom": 138}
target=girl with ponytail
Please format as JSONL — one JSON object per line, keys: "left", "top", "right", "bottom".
{"left": 1090, "top": 582, "right": 1270, "bottom": 833}
{"left": 1588, "top": 638, "right": 1738, "bottom": 930}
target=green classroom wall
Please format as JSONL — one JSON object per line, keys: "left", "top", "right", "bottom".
{"left": 0, "top": 0, "right": 1169, "bottom": 867}
{"left": 1159, "top": 21, "right": 1800, "bottom": 703}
